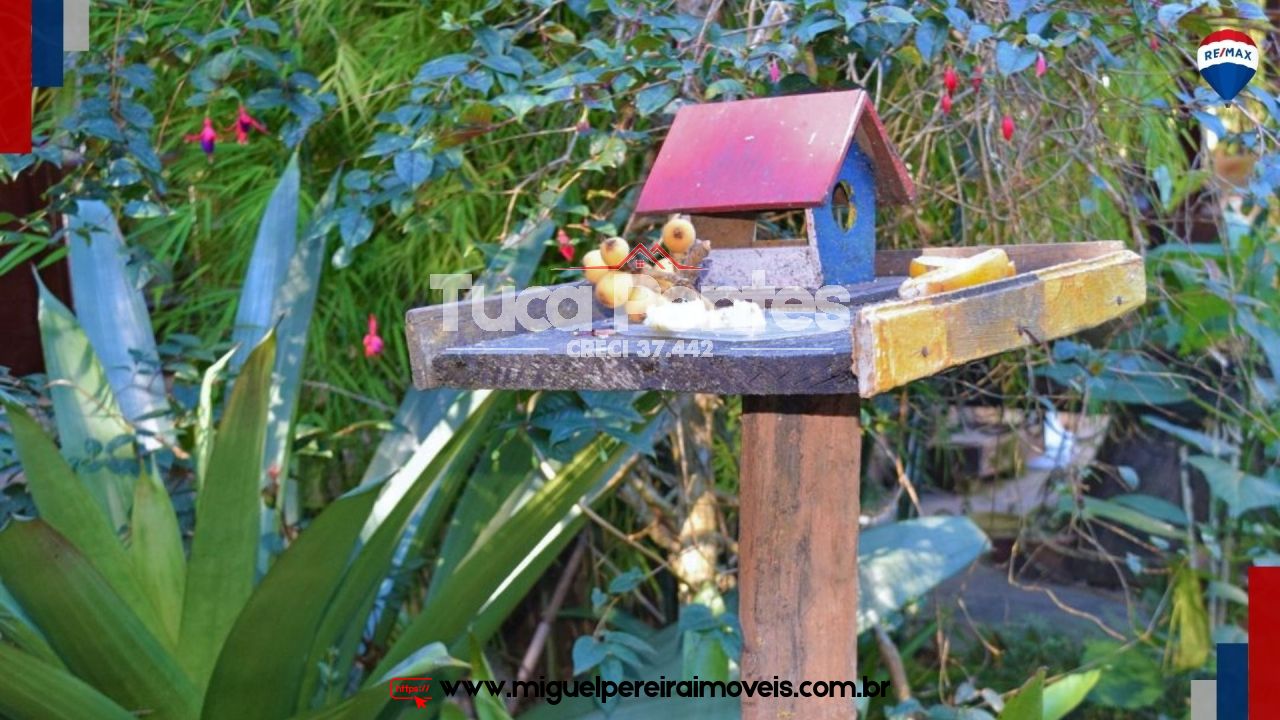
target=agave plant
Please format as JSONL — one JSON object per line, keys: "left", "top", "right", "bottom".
{"left": 0, "top": 159, "right": 663, "bottom": 718}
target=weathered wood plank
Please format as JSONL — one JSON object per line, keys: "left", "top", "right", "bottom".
{"left": 739, "top": 394, "right": 861, "bottom": 720}
{"left": 873, "top": 241, "right": 1127, "bottom": 276}
{"left": 405, "top": 281, "right": 605, "bottom": 389}
{"left": 405, "top": 246, "right": 1145, "bottom": 397}
{"left": 407, "top": 277, "right": 904, "bottom": 394}
{"left": 853, "top": 250, "right": 1145, "bottom": 397}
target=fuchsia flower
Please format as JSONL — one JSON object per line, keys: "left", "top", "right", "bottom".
{"left": 940, "top": 94, "right": 953, "bottom": 115}
{"left": 557, "top": 229, "right": 575, "bottom": 262}
{"left": 184, "top": 117, "right": 219, "bottom": 161}
{"left": 1001, "top": 115, "right": 1016, "bottom": 142}
{"left": 1035, "top": 53, "right": 1048, "bottom": 78}
{"left": 768, "top": 59, "right": 781, "bottom": 84}
{"left": 363, "top": 315, "right": 385, "bottom": 358}
{"left": 971, "top": 66, "right": 984, "bottom": 91}
{"left": 229, "top": 105, "right": 268, "bottom": 145}
{"left": 943, "top": 66, "right": 958, "bottom": 95}
{"left": 1149, "top": 35, "right": 1160, "bottom": 51}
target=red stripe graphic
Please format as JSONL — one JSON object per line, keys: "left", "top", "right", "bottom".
{"left": 0, "top": 0, "right": 33, "bottom": 153}
{"left": 1201, "top": 29, "right": 1256, "bottom": 48}
{"left": 1249, "top": 566, "right": 1280, "bottom": 718}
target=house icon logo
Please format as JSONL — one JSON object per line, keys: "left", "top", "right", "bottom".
{"left": 569, "top": 242, "right": 703, "bottom": 273}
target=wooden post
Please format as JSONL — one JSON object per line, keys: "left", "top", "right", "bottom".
{"left": 739, "top": 394, "right": 862, "bottom": 720}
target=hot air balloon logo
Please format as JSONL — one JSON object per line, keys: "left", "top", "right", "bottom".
{"left": 1197, "top": 29, "right": 1258, "bottom": 102}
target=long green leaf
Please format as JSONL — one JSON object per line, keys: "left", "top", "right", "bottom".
{"left": 35, "top": 278, "right": 137, "bottom": 529}
{"left": 999, "top": 668, "right": 1045, "bottom": 720}
{"left": 0, "top": 520, "right": 198, "bottom": 719}
{"left": 465, "top": 401, "right": 672, "bottom": 650}
{"left": 1076, "top": 496, "right": 1182, "bottom": 539}
{"left": 0, "top": 581, "right": 62, "bottom": 668}
{"left": 470, "top": 636, "right": 515, "bottom": 720}
{"left": 299, "top": 393, "right": 509, "bottom": 710}
{"left": 357, "top": 219, "right": 548, "bottom": 488}
{"left": 266, "top": 169, "right": 338, "bottom": 529}
{"left": 375, "top": 416, "right": 656, "bottom": 677}
{"left": 430, "top": 433, "right": 536, "bottom": 597}
{"left": 180, "top": 333, "right": 276, "bottom": 689}
{"left": 289, "top": 643, "right": 465, "bottom": 720}
{"left": 65, "top": 200, "right": 174, "bottom": 451}
{"left": 1187, "top": 455, "right": 1280, "bottom": 519}
{"left": 0, "top": 643, "right": 136, "bottom": 720}
{"left": 857, "top": 516, "right": 990, "bottom": 630}
{"left": 195, "top": 347, "right": 236, "bottom": 490}
{"left": 131, "top": 461, "right": 186, "bottom": 648}
{"left": 360, "top": 390, "right": 496, "bottom": 649}
{"left": 3, "top": 401, "right": 162, "bottom": 637}
{"left": 364, "top": 396, "right": 502, "bottom": 650}
{"left": 203, "top": 485, "right": 380, "bottom": 720}
{"left": 1167, "top": 563, "right": 1211, "bottom": 671}
{"left": 231, "top": 155, "right": 300, "bottom": 370}
{"left": 1043, "top": 670, "right": 1101, "bottom": 720}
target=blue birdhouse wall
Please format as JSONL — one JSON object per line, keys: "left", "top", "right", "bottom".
{"left": 810, "top": 143, "right": 877, "bottom": 285}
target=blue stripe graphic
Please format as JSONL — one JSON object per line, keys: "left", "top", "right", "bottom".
{"left": 1218, "top": 643, "right": 1248, "bottom": 720}
{"left": 32, "top": 0, "right": 63, "bottom": 87}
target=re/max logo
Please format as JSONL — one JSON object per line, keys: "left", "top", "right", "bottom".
{"left": 1203, "top": 47, "right": 1254, "bottom": 62}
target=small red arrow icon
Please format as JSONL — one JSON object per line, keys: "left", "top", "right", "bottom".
{"left": 413, "top": 697, "right": 427, "bottom": 709}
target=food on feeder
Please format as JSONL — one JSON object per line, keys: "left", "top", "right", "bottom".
{"left": 581, "top": 249, "right": 609, "bottom": 284}
{"left": 661, "top": 216, "right": 696, "bottom": 255}
{"left": 710, "top": 299, "right": 767, "bottom": 333}
{"left": 644, "top": 298, "right": 711, "bottom": 333}
{"left": 594, "top": 270, "right": 634, "bottom": 308}
{"left": 626, "top": 284, "right": 664, "bottom": 322}
{"left": 908, "top": 254, "right": 1015, "bottom": 279}
{"left": 908, "top": 255, "right": 958, "bottom": 277}
{"left": 898, "top": 248, "right": 1015, "bottom": 299}
{"left": 644, "top": 299, "right": 765, "bottom": 334}
{"left": 648, "top": 256, "right": 678, "bottom": 289}
{"left": 601, "top": 237, "right": 630, "bottom": 267}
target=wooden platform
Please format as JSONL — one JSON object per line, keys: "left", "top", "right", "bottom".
{"left": 406, "top": 243, "right": 1145, "bottom": 398}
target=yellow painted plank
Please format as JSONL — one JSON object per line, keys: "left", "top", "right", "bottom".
{"left": 852, "top": 250, "right": 1145, "bottom": 397}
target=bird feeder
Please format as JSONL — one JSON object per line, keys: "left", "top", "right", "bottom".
{"left": 405, "top": 89, "right": 1145, "bottom": 719}
{"left": 634, "top": 89, "right": 914, "bottom": 287}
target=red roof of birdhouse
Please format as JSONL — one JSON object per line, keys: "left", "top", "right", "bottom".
{"left": 635, "top": 89, "right": 915, "bottom": 215}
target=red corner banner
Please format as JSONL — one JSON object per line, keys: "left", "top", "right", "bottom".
{"left": 1251, "top": 566, "right": 1280, "bottom": 718}
{"left": 0, "top": 0, "right": 32, "bottom": 153}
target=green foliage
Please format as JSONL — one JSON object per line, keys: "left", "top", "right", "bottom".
{"left": 0, "top": 194, "right": 663, "bottom": 717}
{"left": 179, "top": 334, "right": 276, "bottom": 686}
{"left": 3, "top": 0, "right": 1278, "bottom": 715}
{"left": 998, "top": 670, "right": 1043, "bottom": 720}
{"left": 1167, "top": 564, "right": 1212, "bottom": 672}
{"left": 1081, "top": 641, "right": 1163, "bottom": 711}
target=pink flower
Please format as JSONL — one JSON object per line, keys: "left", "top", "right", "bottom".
{"left": 971, "top": 66, "right": 984, "bottom": 91}
{"left": 557, "top": 229, "right": 575, "bottom": 262}
{"left": 363, "top": 314, "right": 385, "bottom": 358}
{"left": 943, "top": 66, "right": 958, "bottom": 95}
{"left": 1149, "top": 35, "right": 1160, "bottom": 51}
{"left": 940, "top": 94, "right": 953, "bottom": 115}
{"left": 1035, "top": 53, "right": 1047, "bottom": 78}
{"left": 229, "top": 106, "right": 267, "bottom": 145}
{"left": 768, "top": 59, "right": 781, "bottom": 84}
{"left": 1001, "top": 115, "right": 1015, "bottom": 142}
{"left": 184, "top": 117, "right": 218, "bottom": 161}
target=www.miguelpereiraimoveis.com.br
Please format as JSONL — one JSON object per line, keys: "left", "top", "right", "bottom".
{"left": 407, "top": 675, "right": 892, "bottom": 706}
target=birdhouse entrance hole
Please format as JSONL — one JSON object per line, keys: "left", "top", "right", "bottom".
{"left": 831, "top": 180, "right": 857, "bottom": 231}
